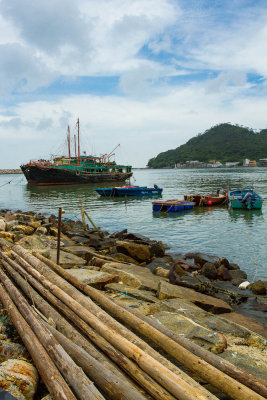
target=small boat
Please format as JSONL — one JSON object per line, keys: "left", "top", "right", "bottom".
{"left": 228, "top": 189, "right": 263, "bottom": 209}
{"left": 152, "top": 200, "right": 194, "bottom": 212}
{"left": 184, "top": 193, "right": 227, "bottom": 206}
{"left": 95, "top": 185, "right": 163, "bottom": 197}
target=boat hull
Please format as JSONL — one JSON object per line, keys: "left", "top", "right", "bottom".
{"left": 95, "top": 186, "right": 163, "bottom": 197}
{"left": 184, "top": 194, "right": 226, "bottom": 206}
{"left": 153, "top": 200, "right": 194, "bottom": 212}
{"left": 21, "top": 165, "right": 132, "bottom": 185}
{"left": 228, "top": 189, "right": 263, "bottom": 209}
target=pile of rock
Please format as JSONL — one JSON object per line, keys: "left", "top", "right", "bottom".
{"left": 0, "top": 210, "right": 266, "bottom": 399}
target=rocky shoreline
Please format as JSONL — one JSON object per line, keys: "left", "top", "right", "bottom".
{"left": 0, "top": 169, "right": 22, "bottom": 174}
{"left": 0, "top": 209, "right": 266, "bottom": 399}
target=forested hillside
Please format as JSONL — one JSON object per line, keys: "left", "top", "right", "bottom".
{"left": 147, "top": 123, "right": 267, "bottom": 168}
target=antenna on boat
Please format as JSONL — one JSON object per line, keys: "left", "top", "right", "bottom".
{"left": 67, "top": 125, "right": 71, "bottom": 158}
{"left": 76, "top": 118, "right": 80, "bottom": 165}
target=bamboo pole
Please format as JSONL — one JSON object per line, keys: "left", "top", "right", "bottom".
{"left": 28, "top": 249, "right": 267, "bottom": 400}
{"left": 0, "top": 284, "right": 76, "bottom": 400}
{"left": 26, "top": 249, "right": 219, "bottom": 400}
{"left": 0, "top": 268, "right": 105, "bottom": 400}
{"left": 1, "top": 256, "right": 167, "bottom": 400}
{"left": 10, "top": 251, "right": 202, "bottom": 400}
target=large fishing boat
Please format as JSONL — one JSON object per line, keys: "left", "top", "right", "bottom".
{"left": 20, "top": 119, "right": 132, "bottom": 185}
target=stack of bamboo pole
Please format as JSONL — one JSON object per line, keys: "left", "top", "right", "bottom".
{"left": 0, "top": 245, "right": 265, "bottom": 400}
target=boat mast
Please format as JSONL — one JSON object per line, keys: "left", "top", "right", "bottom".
{"left": 68, "top": 125, "right": 71, "bottom": 158}
{"left": 74, "top": 134, "right": 77, "bottom": 157}
{"left": 77, "top": 118, "right": 80, "bottom": 165}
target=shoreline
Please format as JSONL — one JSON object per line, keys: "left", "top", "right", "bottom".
{"left": 0, "top": 169, "right": 22, "bottom": 174}
{"left": 0, "top": 209, "right": 266, "bottom": 398}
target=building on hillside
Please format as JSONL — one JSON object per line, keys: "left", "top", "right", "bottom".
{"left": 248, "top": 160, "right": 257, "bottom": 167}
{"left": 243, "top": 158, "right": 250, "bottom": 166}
{"left": 259, "top": 158, "right": 267, "bottom": 166}
{"left": 225, "top": 162, "right": 240, "bottom": 167}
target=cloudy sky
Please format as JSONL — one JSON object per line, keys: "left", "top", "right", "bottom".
{"left": 0, "top": 0, "right": 267, "bottom": 168}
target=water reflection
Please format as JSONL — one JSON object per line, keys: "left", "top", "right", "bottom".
{"left": 152, "top": 209, "right": 193, "bottom": 219}
{"left": 228, "top": 208, "right": 263, "bottom": 225}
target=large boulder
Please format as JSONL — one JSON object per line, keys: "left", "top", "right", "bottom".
{"left": 0, "top": 220, "right": 6, "bottom": 231}
{"left": 186, "top": 252, "right": 219, "bottom": 267}
{"left": 12, "top": 225, "right": 34, "bottom": 235}
{"left": 105, "top": 283, "right": 158, "bottom": 303}
{"left": 67, "top": 269, "right": 117, "bottom": 289}
{"left": 157, "top": 281, "right": 233, "bottom": 313}
{"left": 201, "top": 262, "right": 218, "bottom": 280}
{"left": 0, "top": 232, "right": 15, "bottom": 243}
{"left": 102, "top": 264, "right": 142, "bottom": 288}
{"left": 228, "top": 269, "right": 247, "bottom": 283}
{"left": 249, "top": 280, "right": 266, "bottom": 295}
{"left": 49, "top": 249, "right": 86, "bottom": 268}
{"left": 150, "top": 311, "right": 227, "bottom": 353}
{"left": 116, "top": 241, "right": 151, "bottom": 262}
{"left": 0, "top": 359, "right": 38, "bottom": 400}
{"left": 17, "top": 235, "right": 48, "bottom": 250}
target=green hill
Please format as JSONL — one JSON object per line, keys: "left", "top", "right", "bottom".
{"left": 147, "top": 123, "right": 267, "bottom": 168}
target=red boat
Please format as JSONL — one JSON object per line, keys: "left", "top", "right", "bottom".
{"left": 184, "top": 194, "right": 227, "bottom": 206}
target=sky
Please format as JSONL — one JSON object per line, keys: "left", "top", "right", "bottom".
{"left": 0, "top": 0, "right": 267, "bottom": 168}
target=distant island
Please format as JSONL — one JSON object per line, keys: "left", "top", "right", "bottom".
{"left": 147, "top": 123, "right": 267, "bottom": 168}
{"left": 0, "top": 169, "right": 22, "bottom": 174}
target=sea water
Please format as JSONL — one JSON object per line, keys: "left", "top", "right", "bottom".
{"left": 0, "top": 168, "right": 266, "bottom": 281}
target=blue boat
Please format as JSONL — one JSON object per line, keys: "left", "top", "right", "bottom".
{"left": 95, "top": 185, "right": 163, "bottom": 197}
{"left": 152, "top": 200, "right": 194, "bottom": 212}
{"left": 228, "top": 189, "right": 263, "bottom": 209}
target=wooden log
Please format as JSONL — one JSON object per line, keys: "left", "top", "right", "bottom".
{"left": 1, "top": 256, "right": 162, "bottom": 400}
{"left": 0, "top": 267, "right": 105, "bottom": 400}
{"left": 44, "top": 322, "right": 155, "bottom": 400}
{"left": 22, "top": 248, "right": 218, "bottom": 400}
{"left": 11, "top": 249, "right": 208, "bottom": 400}
{"left": 28, "top": 249, "right": 266, "bottom": 400}
{"left": 0, "top": 284, "right": 76, "bottom": 400}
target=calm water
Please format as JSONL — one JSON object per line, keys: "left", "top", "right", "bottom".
{"left": 0, "top": 168, "right": 266, "bottom": 281}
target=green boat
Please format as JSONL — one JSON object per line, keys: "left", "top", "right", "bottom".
{"left": 228, "top": 189, "right": 263, "bottom": 209}
{"left": 21, "top": 119, "right": 132, "bottom": 185}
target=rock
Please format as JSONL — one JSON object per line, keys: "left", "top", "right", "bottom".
{"left": 0, "top": 220, "right": 6, "bottom": 231}
{"left": 109, "top": 229, "right": 128, "bottom": 239}
{"left": 249, "top": 280, "right": 267, "bottom": 295}
{"left": 29, "top": 221, "right": 41, "bottom": 229}
{"left": 201, "top": 262, "right": 218, "bottom": 280}
{"left": 116, "top": 241, "right": 151, "bottom": 262}
{"left": 0, "top": 238, "right": 13, "bottom": 249}
{"left": 49, "top": 249, "right": 86, "bottom": 268}
{"left": 71, "top": 236, "right": 90, "bottom": 244}
{"left": 41, "top": 395, "right": 53, "bottom": 400}
{"left": 219, "top": 350, "right": 267, "bottom": 381}
{"left": 214, "top": 257, "right": 230, "bottom": 269}
{"left": 12, "top": 225, "right": 35, "bottom": 235}
{"left": 102, "top": 264, "right": 142, "bottom": 288}
{"left": 105, "top": 283, "right": 158, "bottom": 303}
{"left": 187, "top": 252, "right": 219, "bottom": 267}
{"left": 49, "top": 227, "right": 58, "bottom": 236}
{"left": 107, "top": 293, "right": 161, "bottom": 315}
{"left": 149, "top": 241, "right": 165, "bottom": 258}
{"left": 150, "top": 311, "right": 227, "bottom": 353}
{"left": 35, "top": 227, "right": 47, "bottom": 235}
{"left": 228, "top": 269, "right": 247, "bottom": 282}
{"left": 217, "top": 265, "right": 231, "bottom": 281}
{"left": 0, "top": 232, "right": 15, "bottom": 243}
{"left": 157, "top": 281, "right": 233, "bottom": 313}
{"left": 17, "top": 235, "right": 48, "bottom": 250}
{"left": 5, "top": 221, "right": 18, "bottom": 232}
{"left": 146, "top": 259, "right": 169, "bottom": 273}
{"left": 239, "top": 281, "right": 251, "bottom": 290}
{"left": 229, "top": 263, "right": 240, "bottom": 270}
{"left": 0, "top": 359, "right": 38, "bottom": 400}
{"left": 0, "top": 341, "right": 28, "bottom": 363}
{"left": 67, "top": 269, "right": 117, "bottom": 289}
{"left": 110, "top": 252, "right": 139, "bottom": 265}
{"left": 154, "top": 267, "right": 170, "bottom": 278}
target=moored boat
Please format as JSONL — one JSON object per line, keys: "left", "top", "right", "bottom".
{"left": 21, "top": 119, "right": 132, "bottom": 185}
{"left": 152, "top": 200, "right": 194, "bottom": 212}
{"left": 228, "top": 189, "right": 263, "bottom": 209}
{"left": 184, "top": 193, "right": 227, "bottom": 206}
{"left": 95, "top": 185, "right": 163, "bottom": 197}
